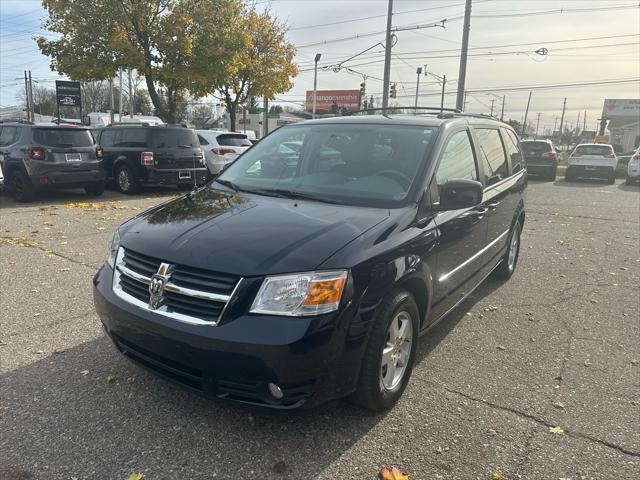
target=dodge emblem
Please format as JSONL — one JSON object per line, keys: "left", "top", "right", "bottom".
{"left": 148, "top": 273, "right": 167, "bottom": 310}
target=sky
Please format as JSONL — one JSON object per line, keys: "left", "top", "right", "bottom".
{"left": 1, "top": 0, "right": 639, "bottom": 133}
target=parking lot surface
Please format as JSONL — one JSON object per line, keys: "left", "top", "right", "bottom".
{"left": 1, "top": 179, "right": 639, "bottom": 480}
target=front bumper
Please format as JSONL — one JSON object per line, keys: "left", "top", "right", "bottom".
{"left": 627, "top": 162, "right": 640, "bottom": 180}
{"left": 93, "top": 265, "right": 364, "bottom": 408}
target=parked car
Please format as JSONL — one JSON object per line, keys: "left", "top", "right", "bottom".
{"left": 565, "top": 143, "right": 618, "bottom": 184}
{"left": 196, "top": 130, "right": 252, "bottom": 176}
{"left": 521, "top": 139, "right": 558, "bottom": 181}
{"left": 94, "top": 124, "right": 207, "bottom": 194}
{"left": 626, "top": 146, "right": 640, "bottom": 185}
{"left": 0, "top": 122, "right": 106, "bottom": 202}
{"left": 93, "top": 113, "right": 526, "bottom": 411}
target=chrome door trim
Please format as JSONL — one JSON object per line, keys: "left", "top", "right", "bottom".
{"left": 438, "top": 229, "right": 509, "bottom": 282}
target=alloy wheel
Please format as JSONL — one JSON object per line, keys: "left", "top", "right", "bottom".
{"left": 508, "top": 223, "right": 520, "bottom": 271}
{"left": 380, "top": 311, "right": 413, "bottom": 392}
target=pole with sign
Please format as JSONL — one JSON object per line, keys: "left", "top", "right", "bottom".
{"left": 55, "top": 80, "right": 82, "bottom": 123}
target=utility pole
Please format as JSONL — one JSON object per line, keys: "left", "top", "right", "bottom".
{"left": 24, "top": 71, "right": 30, "bottom": 121}
{"left": 553, "top": 116, "right": 559, "bottom": 139}
{"left": 27, "top": 71, "right": 35, "bottom": 121}
{"left": 381, "top": 0, "right": 394, "bottom": 109}
{"left": 109, "top": 78, "right": 115, "bottom": 124}
{"left": 583, "top": 110, "right": 586, "bottom": 131}
{"left": 312, "top": 53, "right": 321, "bottom": 119}
{"left": 558, "top": 97, "right": 567, "bottom": 145}
{"left": 243, "top": 105, "right": 247, "bottom": 133}
{"left": 263, "top": 97, "right": 269, "bottom": 137}
{"left": 521, "top": 91, "right": 532, "bottom": 138}
{"left": 118, "top": 69, "right": 123, "bottom": 122}
{"left": 535, "top": 112, "right": 541, "bottom": 139}
{"left": 501, "top": 95, "right": 505, "bottom": 121}
{"left": 128, "top": 69, "right": 133, "bottom": 118}
{"left": 463, "top": 90, "right": 468, "bottom": 111}
{"left": 456, "top": 0, "right": 472, "bottom": 111}
{"left": 489, "top": 99, "right": 495, "bottom": 117}
{"left": 575, "top": 111, "right": 581, "bottom": 139}
{"left": 440, "top": 75, "right": 446, "bottom": 112}
{"left": 414, "top": 66, "right": 422, "bottom": 109}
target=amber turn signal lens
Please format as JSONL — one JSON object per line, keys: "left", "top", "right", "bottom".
{"left": 304, "top": 277, "right": 346, "bottom": 306}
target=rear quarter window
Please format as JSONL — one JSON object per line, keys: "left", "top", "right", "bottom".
{"left": 116, "top": 128, "right": 148, "bottom": 147}
{"left": 33, "top": 128, "right": 94, "bottom": 147}
{"left": 474, "top": 128, "right": 508, "bottom": 185}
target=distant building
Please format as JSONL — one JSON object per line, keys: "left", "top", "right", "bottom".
{"left": 609, "top": 121, "right": 640, "bottom": 152}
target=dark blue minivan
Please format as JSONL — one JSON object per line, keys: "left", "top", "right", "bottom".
{"left": 93, "top": 113, "right": 526, "bottom": 410}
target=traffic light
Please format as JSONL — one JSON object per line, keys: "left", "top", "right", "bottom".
{"left": 359, "top": 81, "right": 366, "bottom": 96}
{"left": 390, "top": 83, "right": 397, "bottom": 99}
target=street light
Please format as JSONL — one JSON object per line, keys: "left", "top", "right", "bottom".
{"left": 414, "top": 67, "right": 422, "bottom": 109}
{"left": 312, "top": 53, "right": 321, "bottom": 119}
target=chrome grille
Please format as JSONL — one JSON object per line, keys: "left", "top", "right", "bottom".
{"left": 112, "top": 247, "right": 242, "bottom": 326}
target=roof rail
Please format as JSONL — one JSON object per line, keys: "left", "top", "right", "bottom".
{"left": 163, "top": 123, "right": 188, "bottom": 128}
{"left": 345, "top": 106, "right": 461, "bottom": 116}
{"left": 437, "top": 112, "right": 503, "bottom": 121}
{"left": 107, "top": 122, "right": 150, "bottom": 127}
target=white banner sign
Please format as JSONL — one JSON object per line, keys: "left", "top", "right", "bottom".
{"left": 602, "top": 99, "right": 640, "bottom": 118}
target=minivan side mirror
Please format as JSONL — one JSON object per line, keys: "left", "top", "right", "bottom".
{"left": 438, "top": 179, "right": 483, "bottom": 210}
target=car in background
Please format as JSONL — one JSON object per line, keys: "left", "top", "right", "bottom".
{"left": 565, "top": 143, "right": 618, "bottom": 184}
{"left": 0, "top": 122, "right": 106, "bottom": 202}
{"left": 196, "top": 130, "right": 252, "bottom": 176}
{"left": 94, "top": 113, "right": 526, "bottom": 411}
{"left": 521, "top": 139, "right": 558, "bottom": 181}
{"left": 94, "top": 124, "right": 207, "bottom": 194}
{"left": 626, "top": 146, "right": 640, "bottom": 185}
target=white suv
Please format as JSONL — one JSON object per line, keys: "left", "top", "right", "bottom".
{"left": 196, "top": 130, "right": 252, "bottom": 175}
{"left": 566, "top": 143, "right": 618, "bottom": 184}
{"left": 626, "top": 146, "right": 640, "bottom": 185}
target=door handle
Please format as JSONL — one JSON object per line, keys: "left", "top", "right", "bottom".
{"left": 488, "top": 201, "right": 500, "bottom": 210}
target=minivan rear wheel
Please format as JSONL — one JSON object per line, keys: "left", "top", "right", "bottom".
{"left": 115, "top": 165, "right": 139, "bottom": 194}
{"left": 494, "top": 220, "right": 521, "bottom": 280}
{"left": 9, "top": 170, "right": 35, "bottom": 202}
{"left": 352, "top": 290, "right": 419, "bottom": 411}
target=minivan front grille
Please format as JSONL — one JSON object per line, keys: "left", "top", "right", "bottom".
{"left": 113, "top": 247, "right": 242, "bottom": 326}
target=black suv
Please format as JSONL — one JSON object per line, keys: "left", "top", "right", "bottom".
{"left": 93, "top": 113, "right": 526, "bottom": 410}
{"left": 521, "top": 139, "right": 558, "bottom": 181}
{"left": 94, "top": 124, "right": 208, "bottom": 194}
{"left": 0, "top": 122, "right": 106, "bottom": 202}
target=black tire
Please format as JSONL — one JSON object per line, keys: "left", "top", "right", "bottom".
{"left": 115, "top": 164, "right": 139, "bottom": 194}
{"left": 85, "top": 182, "right": 106, "bottom": 196}
{"left": 625, "top": 176, "right": 637, "bottom": 185}
{"left": 352, "top": 290, "right": 420, "bottom": 411}
{"left": 493, "top": 220, "right": 521, "bottom": 280}
{"left": 8, "top": 169, "right": 35, "bottom": 202}
{"left": 547, "top": 167, "right": 557, "bottom": 182}
{"left": 607, "top": 171, "right": 616, "bottom": 185}
{"left": 564, "top": 171, "right": 574, "bottom": 182}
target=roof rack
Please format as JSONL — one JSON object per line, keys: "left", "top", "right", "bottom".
{"left": 346, "top": 106, "right": 461, "bottom": 116}
{"left": 107, "top": 122, "right": 150, "bottom": 127}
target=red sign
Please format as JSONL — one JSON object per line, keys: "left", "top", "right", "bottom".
{"left": 305, "top": 90, "right": 360, "bottom": 113}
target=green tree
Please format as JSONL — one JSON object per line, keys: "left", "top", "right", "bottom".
{"left": 38, "top": 0, "right": 238, "bottom": 123}
{"left": 212, "top": 9, "right": 297, "bottom": 131}
{"left": 269, "top": 105, "right": 283, "bottom": 114}
{"left": 134, "top": 89, "right": 153, "bottom": 115}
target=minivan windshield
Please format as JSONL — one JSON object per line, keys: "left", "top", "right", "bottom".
{"left": 215, "top": 124, "right": 436, "bottom": 207}
{"left": 33, "top": 128, "right": 94, "bottom": 148}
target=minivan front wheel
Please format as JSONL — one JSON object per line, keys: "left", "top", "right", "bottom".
{"left": 353, "top": 290, "right": 419, "bottom": 411}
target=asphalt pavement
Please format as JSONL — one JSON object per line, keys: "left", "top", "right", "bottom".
{"left": 1, "top": 178, "right": 639, "bottom": 480}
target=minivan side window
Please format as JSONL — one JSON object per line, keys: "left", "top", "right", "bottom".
{"left": 475, "top": 128, "right": 508, "bottom": 186}
{"left": 502, "top": 129, "right": 523, "bottom": 173}
{"left": 0, "top": 126, "right": 19, "bottom": 146}
{"left": 435, "top": 130, "right": 478, "bottom": 186}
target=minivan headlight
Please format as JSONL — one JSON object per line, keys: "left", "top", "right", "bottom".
{"left": 107, "top": 230, "right": 120, "bottom": 269}
{"left": 250, "top": 270, "right": 348, "bottom": 316}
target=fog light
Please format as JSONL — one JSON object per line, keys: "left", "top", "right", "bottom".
{"left": 267, "top": 382, "right": 284, "bottom": 400}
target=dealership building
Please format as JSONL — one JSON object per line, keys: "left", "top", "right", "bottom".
{"left": 603, "top": 99, "right": 640, "bottom": 152}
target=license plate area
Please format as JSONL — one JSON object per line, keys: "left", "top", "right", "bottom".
{"left": 66, "top": 153, "right": 82, "bottom": 162}
{"left": 179, "top": 170, "right": 191, "bottom": 179}
{"left": 585, "top": 166, "right": 596, "bottom": 171}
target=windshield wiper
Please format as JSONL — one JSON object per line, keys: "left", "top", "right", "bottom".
{"left": 214, "top": 178, "right": 240, "bottom": 191}
{"left": 266, "top": 189, "right": 343, "bottom": 204}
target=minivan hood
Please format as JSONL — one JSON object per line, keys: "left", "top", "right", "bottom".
{"left": 120, "top": 188, "right": 389, "bottom": 276}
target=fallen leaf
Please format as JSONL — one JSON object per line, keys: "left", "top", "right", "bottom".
{"left": 59, "top": 268, "right": 71, "bottom": 272}
{"left": 379, "top": 467, "right": 409, "bottom": 480}
{"left": 80, "top": 370, "right": 89, "bottom": 376}
{"left": 552, "top": 401, "right": 565, "bottom": 409}
{"left": 496, "top": 345, "right": 506, "bottom": 351}
{"left": 549, "top": 426, "right": 565, "bottom": 435}
{"left": 127, "top": 473, "right": 144, "bottom": 480}
{"left": 271, "top": 461, "right": 288, "bottom": 474}
{"left": 106, "top": 374, "right": 115, "bottom": 383}
{"left": 53, "top": 348, "right": 66, "bottom": 354}
{"left": 491, "top": 473, "right": 503, "bottom": 480}
{"left": 556, "top": 240, "right": 565, "bottom": 245}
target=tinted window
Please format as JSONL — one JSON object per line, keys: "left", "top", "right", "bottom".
{"left": 116, "top": 128, "right": 148, "bottom": 147}
{"left": 216, "top": 134, "right": 252, "bottom": 147}
{"left": 152, "top": 129, "right": 199, "bottom": 148}
{"left": 197, "top": 135, "right": 210, "bottom": 146}
{"left": 0, "top": 126, "right": 20, "bottom": 146}
{"left": 503, "top": 129, "right": 523, "bottom": 173}
{"left": 521, "top": 141, "right": 552, "bottom": 154}
{"left": 574, "top": 145, "right": 614, "bottom": 156}
{"left": 99, "top": 129, "right": 117, "bottom": 147}
{"left": 33, "top": 128, "right": 94, "bottom": 147}
{"left": 435, "top": 130, "right": 478, "bottom": 185}
{"left": 218, "top": 124, "right": 436, "bottom": 208}
{"left": 475, "top": 128, "right": 508, "bottom": 185}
